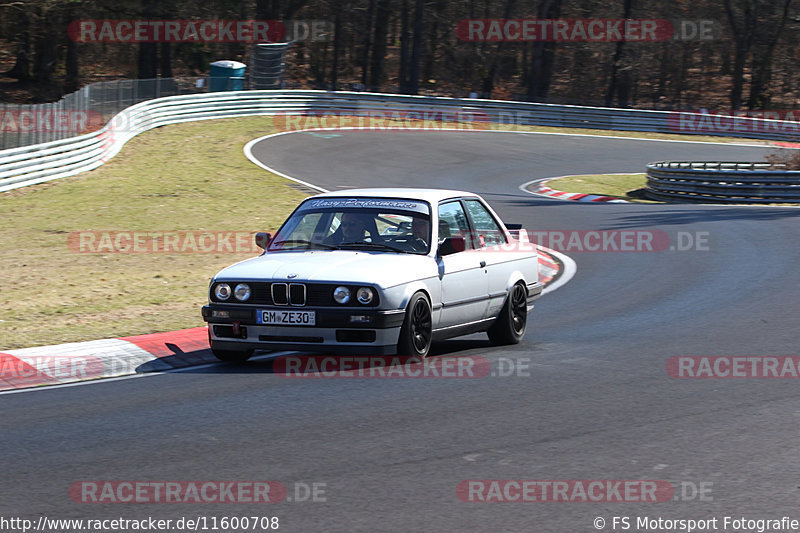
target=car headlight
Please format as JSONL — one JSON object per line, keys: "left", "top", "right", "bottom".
{"left": 234, "top": 283, "right": 251, "bottom": 301}
{"left": 214, "top": 283, "right": 231, "bottom": 301}
{"left": 333, "top": 286, "right": 351, "bottom": 304}
{"left": 356, "top": 287, "right": 374, "bottom": 305}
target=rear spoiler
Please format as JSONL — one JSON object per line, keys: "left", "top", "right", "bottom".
{"left": 504, "top": 223, "right": 529, "bottom": 242}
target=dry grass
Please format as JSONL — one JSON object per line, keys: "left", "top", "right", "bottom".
{"left": 0, "top": 116, "right": 307, "bottom": 349}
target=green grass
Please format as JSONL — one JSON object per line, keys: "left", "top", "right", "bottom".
{"left": 0, "top": 115, "right": 765, "bottom": 349}
{"left": 546, "top": 173, "right": 658, "bottom": 203}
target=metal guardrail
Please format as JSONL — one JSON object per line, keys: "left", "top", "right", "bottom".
{"left": 0, "top": 77, "right": 207, "bottom": 151}
{"left": 3, "top": 89, "right": 800, "bottom": 194}
{"left": 646, "top": 161, "right": 800, "bottom": 203}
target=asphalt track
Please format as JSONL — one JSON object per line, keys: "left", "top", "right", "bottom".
{"left": 3, "top": 130, "right": 800, "bottom": 532}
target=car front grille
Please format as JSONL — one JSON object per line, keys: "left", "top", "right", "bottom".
{"left": 212, "top": 282, "right": 379, "bottom": 307}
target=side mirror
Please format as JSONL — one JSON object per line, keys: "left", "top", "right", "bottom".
{"left": 255, "top": 232, "right": 272, "bottom": 250}
{"left": 439, "top": 236, "right": 466, "bottom": 256}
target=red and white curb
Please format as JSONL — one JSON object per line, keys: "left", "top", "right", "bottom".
{"left": 0, "top": 250, "right": 563, "bottom": 393}
{"left": 536, "top": 247, "right": 560, "bottom": 286}
{"left": 521, "top": 176, "right": 629, "bottom": 203}
{"left": 771, "top": 141, "right": 800, "bottom": 149}
{"left": 0, "top": 327, "right": 211, "bottom": 392}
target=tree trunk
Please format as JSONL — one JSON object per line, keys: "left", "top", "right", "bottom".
{"left": 361, "top": 0, "right": 376, "bottom": 87}
{"left": 724, "top": 0, "right": 756, "bottom": 110}
{"left": 480, "top": 0, "right": 516, "bottom": 98}
{"left": 368, "top": 0, "right": 391, "bottom": 91}
{"left": 398, "top": 0, "right": 410, "bottom": 92}
{"left": 605, "top": 0, "right": 634, "bottom": 107}
{"left": 33, "top": 34, "right": 57, "bottom": 83}
{"left": 5, "top": 50, "right": 31, "bottom": 81}
{"left": 408, "top": 0, "right": 424, "bottom": 94}
{"left": 160, "top": 43, "right": 172, "bottom": 78}
{"left": 331, "top": 10, "right": 342, "bottom": 90}
{"left": 746, "top": 0, "right": 793, "bottom": 109}
{"left": 256, "top": 0, "right": 281, "bottom": 19}
{"left": 137, "top": 0, "right": 159, "bottom": 79}
{"left": 64, "top": 40, "right": 79, "bottom": 93}
{"left": 527, "top": 0, "right": 562, "bottom": 101}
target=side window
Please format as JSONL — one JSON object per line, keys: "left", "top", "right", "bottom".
{"left": 438, "top": 201, "right": 474, "bottom": 250}
{"left": 464, "top": 199, "right": 506, "bottom": 247}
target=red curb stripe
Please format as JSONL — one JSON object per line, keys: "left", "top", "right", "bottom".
{"left": 537, "top": 180, "right": 625, "bottom": 203}
{"left": 120, "top": 326, "right": 209, "bottom": 359}
{"left": 0, "top": 353, "right": 61, "bottom": 389}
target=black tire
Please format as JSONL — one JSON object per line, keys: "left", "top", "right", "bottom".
{"left": 487, "top": 282, "right": 528, "bottom": 345}
{"left": 211, "top": 347, "right": 254, "bottom": 362}
{"left": 397, "top": 292, "right": 432, "bottom": 358}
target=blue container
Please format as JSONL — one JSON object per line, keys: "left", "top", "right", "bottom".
{"left": 209, "top": 60, "right": 247, "bottom": 91}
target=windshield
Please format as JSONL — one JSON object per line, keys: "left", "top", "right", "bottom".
{"left": 268, "top": 197, "right": 432, "bottom": 255}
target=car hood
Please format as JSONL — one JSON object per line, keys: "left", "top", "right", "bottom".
{"left": 213, "top": 251, "right": 437, "bottom": 288}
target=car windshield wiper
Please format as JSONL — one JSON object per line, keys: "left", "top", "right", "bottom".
{"left": 270, "top": 239, "right": 336, "bottom": 250}
{"left": 336, "top": 241, "right": 415, "bottom": 253}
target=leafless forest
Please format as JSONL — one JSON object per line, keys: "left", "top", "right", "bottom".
{"left": 0, "top": 0, "right": 797, "bottom": 110}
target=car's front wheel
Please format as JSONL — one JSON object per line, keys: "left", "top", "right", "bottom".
{"left": 397, "top": 292, "right": 432, "bottom": 358}
{"left": 211, "top": 347, "right": 254, "bottom": 363}
{"left": 487, "top": 282, "right": 528, "bottom": 345}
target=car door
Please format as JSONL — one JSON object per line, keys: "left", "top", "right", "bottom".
{"left": 436, "top": 200, "right": 489, "bottom": 328}
{"left": 462, "top": 198, "right": 517, "bottom": 319}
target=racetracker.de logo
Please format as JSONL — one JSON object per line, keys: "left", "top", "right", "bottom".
{"left": 68, "top": 20, "right": 286, "bottom": 43}
{"left": 0, "top": 110, "right": 103, "bottom": 133}
{"left": 456, "top": 19, "right": 674, "bottom": 42}
{"left": 521, "top": 230, "right": 671, "bottom": 252}
{"left": 70, "top": 481, "right": 287, "bottom": 504}
{"left": 273, "top": 355, "right": 490, "bottom": 378}
{"left": 0, "top": 355, "right": 126, "bottom": 387}
{"left": 67, "top": 231, "right": 266, "bottom": 254}
{"left": 456, "top": 480, "right": 674, "bottom": 502}
{"left": 667, "top": 356, "right": 800, "bottom": 378}
{"left": 272, "top": 110, "right": 492, "bottom": 132}
{"left": 667, "top": 110, "right": 800, "bottom": 134}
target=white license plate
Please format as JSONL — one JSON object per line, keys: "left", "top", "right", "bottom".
{"left": 257, "top": 310, "right": 316, "bottom": 326}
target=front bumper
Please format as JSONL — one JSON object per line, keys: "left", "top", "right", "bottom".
{"left": 202, "top": 304, "right": 405, "bottom": 354}
{"left": 526, "top": 281, "right": 544, "bottom": 304}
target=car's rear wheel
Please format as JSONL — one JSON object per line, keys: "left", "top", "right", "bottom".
{"left": 487, "top": 282, "right": 528, "bottom": 345}
{"left": 211, "top": 347, "right": 254, "bottom": 363}
{"left": 397, "top": 292, "right": 432, "bottom": 358}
